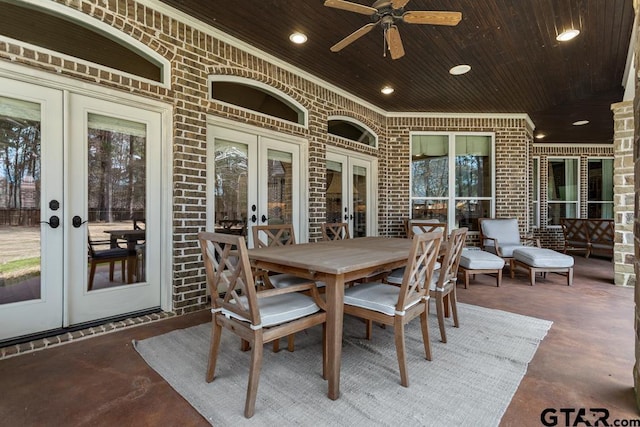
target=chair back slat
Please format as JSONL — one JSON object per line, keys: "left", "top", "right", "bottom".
{"left": 407, "top": 219, "right": 448, "bottom": 239}
{"left": 252, "top": 224, "right": 296, "bottom": 248}
{"left": 396, "top": 231, "right": 442, "bottom": 311}
{"left": 199, "top": 232, "right": 260, "bottom": 325}
{"left": 437, "top": 227, "right": 469, "bottom": 288}
{"left": 322, "top": 222, "right": 350, "bottom": 241}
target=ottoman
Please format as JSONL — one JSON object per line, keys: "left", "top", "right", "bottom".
{"left": 512, "top": 247, "right": 574, "bottom": 286}
{"left": 458, "top": 248, "right": 505, "bottom": 288}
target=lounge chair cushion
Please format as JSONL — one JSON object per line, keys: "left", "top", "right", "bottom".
{"left": 459, "top": 249, "right": 505, "bottom": 269}
{"left": 481, "top": 218, "right": 521, "bottom": 247}
{"left": 513, "top": 248, "right": 574, "bottom": 268}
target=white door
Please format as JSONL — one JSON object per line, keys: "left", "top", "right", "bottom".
{"left": 0, "top": 78, "right": 64, "bottom": 340}
{"left": 207, "top": 125, "right": 305, "bottom": 247}
{"left": 67, "top": 94, "right": 162, "bottom": 325}
{"left": 326, "top": 151, "right": 376, "bottom": 237}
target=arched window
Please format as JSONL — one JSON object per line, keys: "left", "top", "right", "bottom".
{"left": 209, "top": 76, "right": 307, "bottom": 126}
{"left": 328, "top": 116, "right": 377, "bottom": 147}
{"left": 0, "top": 1, "right": 168, "bottom": 84}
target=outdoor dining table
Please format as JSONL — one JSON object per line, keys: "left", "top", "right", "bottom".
{"left": 247, "top": 236, "right": 413, "bottom": 400}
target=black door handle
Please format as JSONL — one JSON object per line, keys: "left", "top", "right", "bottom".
{"left": 251, "top": 214, "right": 257, "bottom": 223}
{"left": 41, "top": 215, "right": 60, "bottom": 229}
{"left": 261, "top": 215, "right": 268, "bottom": 223}
{"left": 72, "top": 215, "right": 87, "bottom": 228}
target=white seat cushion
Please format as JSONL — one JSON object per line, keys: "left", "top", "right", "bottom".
{"left": 269, "top": 273, "right": 314, "bottom": 288}
{"left": 218, "top": 292, "right": 321, "bottom": 327}
{"left": 386, "top": 262, "right": 441, "bottom": 285}
{"left": 484, "top": 244, "right": 530, "bottom": 258}
{"left": 513, "top": 248, "right": 574, "bottom": 268}
{"left": 344, "top": 282, "right": 422, "bottom": 316}
{"left": 459, "top": 249, "right": 505, "bottom": 269}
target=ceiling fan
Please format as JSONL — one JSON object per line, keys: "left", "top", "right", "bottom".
{"left": 324, "top": 0, "right": 462, "bottom": 60}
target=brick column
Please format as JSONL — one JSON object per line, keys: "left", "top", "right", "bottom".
{"left": 612, "top": 101, "right": 635, "bottom": 287}
{"left": 632, "top": 0, "right": 640, "bottom": 411}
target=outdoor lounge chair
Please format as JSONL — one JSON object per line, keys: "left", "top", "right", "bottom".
{"left": 478, "top": 218, "right": 540, "bottom": 273}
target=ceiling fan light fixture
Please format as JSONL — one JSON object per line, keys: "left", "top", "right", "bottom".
{"left": 535, "top": 133, "right": 546, "bottom": 139}
{"left": 556, "top": 29, "right": 580, "bottom": 42}
{"left": 289, "top": 32, "right": 308, "bottom": 44}
{"left": 572, "top": 120, "right": 589, "bottom": 126}
{"left": 449, "top": 64, "right": 471, "bottom": 75}
{"left": 381, "top": 86, "right": 395, "bottom": 95}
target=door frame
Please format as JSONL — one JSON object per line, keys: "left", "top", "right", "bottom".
{"left": 326, "top": 147, "right": 378, "bottom": 236}
{"left": 206, "top": 116, "right": 310, "bottom": 242}
{"left": 0, "top": 62, "right": 174, "bottom": 322}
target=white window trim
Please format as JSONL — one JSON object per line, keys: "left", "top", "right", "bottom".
{"left": 409, "top": 131, "right": 495, "bottom": 231}
{"left": 327, "top": 115, "right": 378, "bottom": 148}
{"left": 586, "top": 156, "right": 614, "bottom": 219}
{"left": 532, "top": 157, "right": 540, "bottom": 228}
{"left": 208, "top": 75, "right": 309, "bottom": 128}
{"left": 547, "top": 156, "right": 580, "bottom": 228}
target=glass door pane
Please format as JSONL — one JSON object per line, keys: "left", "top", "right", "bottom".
{"left": 214, "top": 140, "right": 248, "bottom": 236}
{"left": 0, "top": 80, "right": 64, "bottom": 341}
{"left": 86, "top": 113, "right": 147, "bottom": 289}
{"left": 266, "top": 149, "right": 293, "bottom": 225}
{"left": 326, "top": 160, "right": 344, "bottom": 223}
{"left": 0, "top": 96, "right": 43, "bottom": 304}
{"left": 352, "top": 165, "right": 367, "bottom": 237}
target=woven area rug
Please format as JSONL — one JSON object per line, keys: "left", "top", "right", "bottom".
{"left": 134, "top": 303, "right": 552, "bottom": 426}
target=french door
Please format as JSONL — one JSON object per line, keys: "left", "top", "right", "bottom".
{"left": 0, "top": 79, "right": 162, "bottom": 341}
{"left": 207, "top": 124, "right": 305, "bottom": 247}
{"left": 326, "top": 150, "right": 376, "bottom": 237}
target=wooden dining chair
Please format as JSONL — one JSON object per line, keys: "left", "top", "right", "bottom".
{"left": 386, "top": 219, "right": 448, "bottom": 286}
{"left": 198, "top": 232, "right": 327, "bottom": 418}
{"left": 321, "top": 222, "right": 350, "bottom": 241}
{"left": 430, "top": 227, "right": 468, "bottom": 343}
{"left": 407, "top": 219, "right": 448, "bottom": 238}
{"left": 342, "top": 231, "right": 442, "bottom": 387}
{"left": 252, "top": 224, "right": 320, "bottom": 351}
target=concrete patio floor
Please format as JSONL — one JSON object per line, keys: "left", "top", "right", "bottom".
{"left": 0, "top": 254, "right": 637, "bottom": 426}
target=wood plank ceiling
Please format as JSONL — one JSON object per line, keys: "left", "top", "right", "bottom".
{"left": 159, "top": 0, "right": 633, "bottom": 144}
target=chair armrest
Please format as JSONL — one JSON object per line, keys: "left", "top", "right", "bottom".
{"left": 480, "top": 236, "right": 502, "bottom": 256}
{"left": 521, "top": 236, "right": 540, "bottom": 247}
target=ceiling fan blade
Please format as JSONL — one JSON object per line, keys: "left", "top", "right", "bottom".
{"left": 391, "top": 0, "right": 411, "bottom": 9}
{"left": 330, "top": 22, "right": 377, "bottom": 52}
{"left": 324, "top": 0, "right": 377, "bottom": 16}
{"left": 402, "top": 11, "right": 462, "bottom": 26}
{"left": 386, "top": 25, "right": 405, "bottom": 60}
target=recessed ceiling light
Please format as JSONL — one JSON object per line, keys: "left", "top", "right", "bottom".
{"left": 289, "top": 32, "right": 307, "bottom": 44}
{"left": 449, "top": 64, "right": 471, "bottom": 75}
{"left": 572, "top": 120, "right": 589, "bottom": 126}
{"left": 381, "top": 86, "right": 394, "bottom": 95}
{"left": 535, "top": 133, "right": 546, "bottom": 139}
{"left": 556, "top": 29, "right": 580, "bottom": 42}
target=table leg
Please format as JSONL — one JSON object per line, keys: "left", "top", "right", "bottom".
{"left": 325, "top": 274, "right": 345, "bottom": 400}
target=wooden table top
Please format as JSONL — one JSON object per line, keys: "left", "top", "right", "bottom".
{"left": 247, "top": 236, "right": 412, "bottom": 275}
